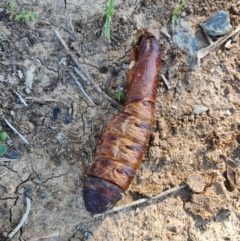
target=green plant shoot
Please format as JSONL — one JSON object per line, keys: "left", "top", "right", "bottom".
{"left": 0, "top": 144, "right": 6, "bottom": 156}
{"left": 0, "top": 132, "right": 7, "bottom": 141}
{"left": 0, "top": 127, "right": 7, "bottom": 156}
{"left": 9, "top": 2, "right": 16, "bottom": 16}
{"left": 104, "top": 0, "right": 114, "bottom": 42}
{"left": 172, "top": 0, "right": 187, "bottom": 27}
{"left": 15, "top": 8, "right": 35, "bottom": 24}
{"left": 115, "top": 90, "right": 125, "bottom": 102}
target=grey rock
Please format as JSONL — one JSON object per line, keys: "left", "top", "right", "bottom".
{"left": 194, "top": 105, "right": 208, "bottom": 115}
{"left": 202, "top": 11, "right": 232, "bottom": 37}
{"left": 172, "top": 20, "right": 199, "bottom": 56}
{"left": 186, "top": 173, "right": 205, "bottom": 193}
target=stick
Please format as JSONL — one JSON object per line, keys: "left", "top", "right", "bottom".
{"left": 73, "top": 66, "right": 90, "bottom": 85}
{"left": 94, "top": 184, "right": 187, "bottom": 217}
{"left": 54, "top": 29, "right": 122, "bottom": 109}
{"left": 13, "top": 90, "right": 28, "bottom": 107}
{"left": 69, "top": 71, "right": 96, "bottom": 106}
{"left": 1, "top": 113, "right": 29, "bottom": 145}
{"left": 200, "top": 24, "right": 213, "bottom": 45}
{"left": 27, "top": 231, "right": 60, "bottom": 241}
{"left": 8, "top": 197, "right": 31, "bottom": 239}
{"left": 160, "top": 74, "right": 171, "bottom": 90}
{"left": 197, "top": 25, "right": 240, "bottom": 59}
{"left": 0, "top": 158, "right": 19, "bottom": 162}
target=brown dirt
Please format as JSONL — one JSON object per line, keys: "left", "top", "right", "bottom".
{"left": 0, "top": 0, "right": 240, "bottom": 240}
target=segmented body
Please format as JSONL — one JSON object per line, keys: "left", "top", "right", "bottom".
{"left": 83, "top": 30, "right": 161, "bottom": 213}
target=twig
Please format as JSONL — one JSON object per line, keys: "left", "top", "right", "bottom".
{"left": 73, "top": 66, "right": 90, "bottom": 85}
{"left": 8, "top": 197, "right": 31, "bottom": 239}
{"left": 94, "top": 184, "right": 187, "bottom": 218}
{"left": 54, "top": 29, "right": 69, "bottom": 50}
{"left": 27, "top": 231, "right": 60, "bottom": 241}
{"left": 69, "top": 71, "right": 96, "bottom": 106}
{"left": 160, "top": 74, "right": 171, "bottom": 90}
{"left": 197, "top": 25, "right": 240, "bottom": 59}
{"left": 0, "top": 158, "right": 19, "bottom": 162}
{"left": 1, "top": 112, "right": 29, "bottom": 145}
{"left": 13, "top": 90, "right": 28, "bottom": 107}
{"left": 54, "top": 29, "right": 122, "bottom": 109}
{"left": 160, "top": 28, "right": 172, "bottom": 43}
{"left": 200, "top": 24, "right": 213, "bottom": 45}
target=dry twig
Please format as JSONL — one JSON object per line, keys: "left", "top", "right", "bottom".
{"left": 0, "top": 158, "right": 19, "bottom": 162}
{"left": 69, "top": 71, "right": 96, "bottom": 106}
{"left": 54, "top": 29, "right": 122, "bottom": 109}
{"left": 160, "top": 74, "right": 171, "bottom": 90}
{"left": 0, "top": 112, "right": 29, "bottom": 145}
{"left": 94, "top": 184, "right": 187, "bottom": 217}
{"left": 8, "top": 197, "right": 31, "bottom": 239}
{"left": 27, "top": 231, "right": 60, "bottom": 241}
{"left": 13, "top": 90, "right": 28, "bottom": 107}
{"left": 197, "top": 25, "right": 240, "bottom": 59}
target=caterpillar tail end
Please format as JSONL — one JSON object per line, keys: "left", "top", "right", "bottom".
{"left": 83, "top": 177, "right": 123, "bottom": 214}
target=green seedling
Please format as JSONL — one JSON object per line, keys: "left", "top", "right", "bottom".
{"left": 0, "top": 144, "right": 6, "bottom": 156}
{"left": 0, "top": 126, "right": 7, "bottom": 156}
{"left": 103, "top": 0, "right": 114, "bottom": 42}
{"left": 0, "top": 131, "right": 7, "bottom": 141}
{"left": 172, "top": 0, "right": 187, "bottom": 27}
{"left": 9, "top": 2, "right": 16, "bottom": 16}
{"left": 115, "top": 90, "right": 125, "bottom": 102}
{"left": 15, "top": 8, "right": 35, "bottom": 24}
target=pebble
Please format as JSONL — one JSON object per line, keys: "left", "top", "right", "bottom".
{"left": 33, "top": 178, "right": 43, "bottom": 184}
{"left": 181, "top": 11, "right": 186, "bottom": 17}
{"left": 224, "top": 39, "right": 232, "bottom": 49}
{"left": 17, "top": 70, "right": 23, "bottom": 79}
{"left": 201, "top": 11, "right": 232, "bottom": 37}
{"left": 194, "top": 105, "right": 208, "bottom": 115}
{"left": 5, "top": 150, "right": 21, "bottom": 159}
{"left": 52, "top": 107, "right": 60, "bottom": 121}
{"left": 186, "top": 173, "right": 205, "bottom": 193}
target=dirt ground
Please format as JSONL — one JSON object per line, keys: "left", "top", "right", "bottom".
{"left": 0, "top": 0, "right": 240, "bottom": 240}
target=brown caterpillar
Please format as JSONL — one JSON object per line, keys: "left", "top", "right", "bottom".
{"left": 83, "top": 29, "right": 161, "bottom": 213}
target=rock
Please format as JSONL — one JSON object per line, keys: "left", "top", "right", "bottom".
{"left": 201, "top": 11, "right": 232, "bottom": 37}
{"left": 186, "top": 173, "right": 205, "bottom": 193}
{"left": 193, "top": 105, "right": 208, "bottom": 115}
{"left": 172, "top": 20, "right": 199, "bottom": 56}
{"left": 25, "top": 65, "right": 35, "bottom": 90}
{"left": 5, "top": 151, "right": 21, "bottom": 159}
{"left": 52, "top": 107, "right": 60, "bottom": 121}
{"left": 185, "top": 181, "right": 229, "bottom": 219}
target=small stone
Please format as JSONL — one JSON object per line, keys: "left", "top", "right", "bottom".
{"left": 172, "top": 20, "right": 199, "bottom": 55}
{"left": 33, "top": 178, "right": 43, "bottom": 184}
{"left": 224, "top": 39, "right": 232, "bottom": 49}
{"left": 52, "top": 107, "right": 60, "bottom": 121}
{"left": 186, "top": 173, "right": 205, "bottom": 193}
{"left": 201, "top": 11, "right": 232, "bottom": 37}
{"left": 193, "top": 105, "right": 208, "bottom": 115}
{"left": 18, "top": 70, "right": 23, "bottom": 79}
{"left": 5, "top": 150, "right": 21, "bottom": 159}
{"left": 181, "top": 11, "right": 186, "bottom": 17}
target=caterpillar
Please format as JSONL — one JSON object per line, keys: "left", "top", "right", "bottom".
{"left": 83, "top": 29, "right": 161, "bottom": 213}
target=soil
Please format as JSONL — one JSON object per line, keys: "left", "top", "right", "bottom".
{"left": 0, "top": 0, "right": 240, "bottom": 240}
